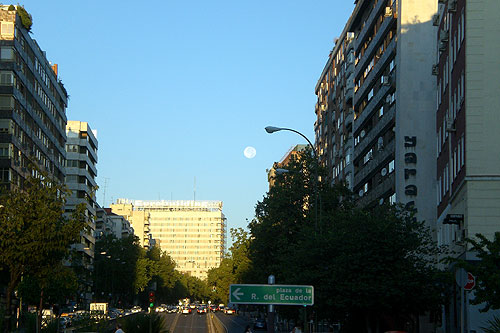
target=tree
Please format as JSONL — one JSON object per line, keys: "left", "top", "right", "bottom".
{"left": 452, "top": 232, "right": 500, "bottom": 312}
{"left": 0, "top": 171, "right": 86, "bottom": 332}
{"left": 247, "top": 150, "right": 449, "bottom": 332}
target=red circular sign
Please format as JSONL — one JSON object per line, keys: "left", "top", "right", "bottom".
{"left": 464, "top": 272, "right": 475, "bottom": 291}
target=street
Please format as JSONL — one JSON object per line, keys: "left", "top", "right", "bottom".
{"left": 161, "top": 312, "right": 253, "bottom": 333}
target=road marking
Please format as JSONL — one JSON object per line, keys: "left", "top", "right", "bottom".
{"left": 170, "top": 312, "right": 180, "bottom": 331}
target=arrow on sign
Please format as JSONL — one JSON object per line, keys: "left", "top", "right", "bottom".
{"left": 232, "top": 287, "right": 244, "bottom": 300}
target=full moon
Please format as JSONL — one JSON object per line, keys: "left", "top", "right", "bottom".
{"left": 244, "top": 146, "right": 257, "bottom": 159}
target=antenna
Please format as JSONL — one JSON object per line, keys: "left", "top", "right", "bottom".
{"left": 194, "top": 176, "right": 196, "bottom": 201}
{"left": 102, "top": 177, "right": 110, "bottom": 207}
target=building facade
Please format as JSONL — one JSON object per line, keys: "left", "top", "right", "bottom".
{"left": 315, "top": 0, "right": 437, "bottom": 230}
{"left": 435, "top": 0, "right": 500, "bottom": 331}
{"left": 0, "top": 5, "right": 67, "bottom": 188}
{"left": 95, "top": 207, "right": 133, "bottom": 240}
{"left": 267, "top": 144, "right": 307, "bottom": 188}
{"left": 110, "top": 200, "right": 152, "bottom": 248}
{"left": 112, "top": 199, "right": 226, "bottom": 280}
{"left": 65, "top": 120, "right": 98, "bottom": 306}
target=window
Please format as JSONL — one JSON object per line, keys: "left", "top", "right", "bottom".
{"left": 368, "top": 88, "right": 374, "bottom": 100}
{"left": 0, "top": 95, "right": 13, "bottom": 109}
{"left": 389, "top": 193, "right": 396, "bottom": 204}
{"left": 378, "top": 106, "right": 384, "bottom": 117}
{"left": 0, "top": 71, "right": 13, "bottom": 86}
{"left": 388, "top": 159, "right": 395, "bottom": 173}
{"left": 0, "top": 47, "right": 13, "bottom": 61}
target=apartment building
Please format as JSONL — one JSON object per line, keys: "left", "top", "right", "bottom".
{"left": 112, "top": 199, "right": 226, "bottom": 280}
{"left": 315, "top": 0, "right": 437, "bottom": 230}
{"left": 267, "top": 144, "right": 307, "bottom": 189}
{"left": 95, "top": 207, "right": 133, "bottom": 240}
{"left": 435, "top": 0, "right": 500, "bottom": 331}
{"left": 0, "top": 5, "right": 67, "bottom": 188}
{"left": 110, "top": 200, "right": 152, "bottom": 248}
{"left": 65, "top": 120, "right": 98, "bottom": 306}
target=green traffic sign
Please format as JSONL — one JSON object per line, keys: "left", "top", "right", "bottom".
{"left": 229, "top": 284, "right": 314, "bottom": 306}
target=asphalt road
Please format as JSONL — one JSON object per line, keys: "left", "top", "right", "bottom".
{"left": 161, "top": 311, "right": 254, "bottom": 333}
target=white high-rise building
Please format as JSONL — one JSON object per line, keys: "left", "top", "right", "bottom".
{"left": 112, "top": 199, "right": 226, "bottom": 280}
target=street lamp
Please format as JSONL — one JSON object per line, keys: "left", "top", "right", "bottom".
{"left": 265, "top": 126, "right": 319, "bottom": 233}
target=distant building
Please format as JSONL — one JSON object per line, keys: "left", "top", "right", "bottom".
{"left": 95, "top": 207, "right": 133, "bottom": 240}
{"left": 110, "top": 200, "right": 152, "bottom": 248}
{"left": 112, "top": 199, "right": 226, "bottom": 280}
{"left": 267, "top": 144, "right": 307, "bottom": 188}
{"left": 65, "top": 120, "right": 98, "bottom": 306}
{"left": 0, "top": 5, "right": 68, "bottom": 188}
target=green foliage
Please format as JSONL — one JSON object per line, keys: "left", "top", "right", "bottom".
{"left": 8, "top": 5, "right": 15, "bottom": 11}
{"left": 0, "top": 167, "right": 86, "bottom": 331}
{"left": 16, "top": 5, "right": 33, "bottom": 31}
{"left": 18, "top": 264, "right": 78, "bottom": 306}
{"left": 206, "top": 228, "right": 252, "bottom": 303}
{"left": 246, "top": 149, "right": 449, "bottom": 329}
{"left": 451, "top": 232, "right": 500, "bottom": 312}
{"left": 482, "top": 315, "right": 500, "bottom": 333}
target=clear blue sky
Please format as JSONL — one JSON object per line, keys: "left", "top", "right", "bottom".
{"left": 21, "top": 1, "right": 354, "bottom": 233}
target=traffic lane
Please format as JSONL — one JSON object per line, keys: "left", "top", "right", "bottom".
{"left": 161, "top": 312, "right": 177, "bottom": 331}
{"left": 215, "top": 312, "right": 252, "bottom": 333}
{"left": 172, "top": 312, "right": 208, "bottom": 333}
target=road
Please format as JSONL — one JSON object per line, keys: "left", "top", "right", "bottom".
{"left": 161, "top": 311, "right": 253, "bottom": 333}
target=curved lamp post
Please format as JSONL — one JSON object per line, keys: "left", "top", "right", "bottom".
{"left": 265, "top": 126, "right": 319, "bottom": 233}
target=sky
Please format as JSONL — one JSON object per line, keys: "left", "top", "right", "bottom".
{"left": 20, "top": 0, "right": 355, "bottom": 234}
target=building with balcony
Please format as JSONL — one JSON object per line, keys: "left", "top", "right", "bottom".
{"left": 434, "top": 0, "right": 500, "bottom": 331}
{"left": 95, "top": 207, "right": 133, "bottom": 240}
{"left": 112, "top": 199, "right": 226, "bottom": 280}
{"left": 0, "top": 5, "right": 67, "bottom": 188}
{"left": 110, "top": 200, "right": 152, "bottom": 248}
{"left": 315, "top": 0, "right": 438, "bottom": 232}
{"left": 65, "top": 120, "right": 98, "bottom": 306}
{"left": 267, "top": 144, "right": 307, "bottom": 189}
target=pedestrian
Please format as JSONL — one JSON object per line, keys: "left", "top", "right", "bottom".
{"left": 244, "top": 325, "right": 253, "bottom": 332}
{"left": 115, "top": 323, "right": 125, "bottom": 333}
{"left": 290, "top": 323, "right": 302, "bottom": 333}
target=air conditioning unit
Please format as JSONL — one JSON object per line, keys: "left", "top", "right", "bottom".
{"left": 432, "top": 14, "right": 440, "bottom": 26}
{"left": 432, "top": 64, "right": 439, "bottom": 76}
{"left": 439, "top": 41, "right": 447, "bottom": 52}
{"left": 382, "top": 76, "right": 390, "bottom": 86}
{"left": 448, "top": 0, "right": 457, "bottom": 12}
{"left": 440, "top": 29, "right": 449, "bottom": 42}
{"left": 384, "top": 7, "right": 393, "bottom": 17}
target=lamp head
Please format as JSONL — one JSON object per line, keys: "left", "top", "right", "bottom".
{"left": 265, "top": 126, "right": 282, "bottom": 133}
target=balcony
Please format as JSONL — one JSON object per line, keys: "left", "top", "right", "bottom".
{"left": 353, "top": 103, "right": 395, "bottom": 160}
{"left": 357, "top": 172, "right": 395, "bottom": 207}
{"left": 354, "top": 39, "right": 396, "bottom": 109}
{"left": 355, "top": 14, "right": 396, "bottom": 81}
{"left": 353, "top": 84, "right": 391, "bottom": 134}
{"left": 354, "top": 139, "right": 395, "bottom": 187}
{"left": 355, "top": 0, "right": 391, "bottom": 53}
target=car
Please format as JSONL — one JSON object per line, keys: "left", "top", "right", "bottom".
{"left": 217, "top": 304, "right": 225, "bottom": 312}
{"left": 166, "top": 305, "right": 178, "bottom": 313}
{"left": 253, "top": 318, "right": 267, "bottom": 331}
{"left": 197, "top": 306, "right": 207, "bottom": 314}
{"left": 209, "top": 304, "right": 217, "bottom": 312}
{"left": 131, "top": 306, "right": 142, "bottom": 313}
{"left": 180, "top": 306, "right": 192, "bottom": 314}
{"left": 224, "top": 307, "right": 236, "bottom": 315}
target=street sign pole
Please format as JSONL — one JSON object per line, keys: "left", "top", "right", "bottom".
{"left": 267, "top": 275, "right": 275, "bottom": 333}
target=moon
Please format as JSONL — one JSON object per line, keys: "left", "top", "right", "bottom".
{"left": 244, "top": 146, "right": 257, "bottom": 159}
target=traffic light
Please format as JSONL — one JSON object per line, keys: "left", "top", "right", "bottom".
{"left": 149, "top": 291, "right": 155, "bottom": 308}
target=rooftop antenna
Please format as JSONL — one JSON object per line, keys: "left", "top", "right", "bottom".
{"left": 102, "top": 177, "right": 110, "bottom": 207}
{"left": 194, "top": 176, "right": 196, "bottom": 201}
